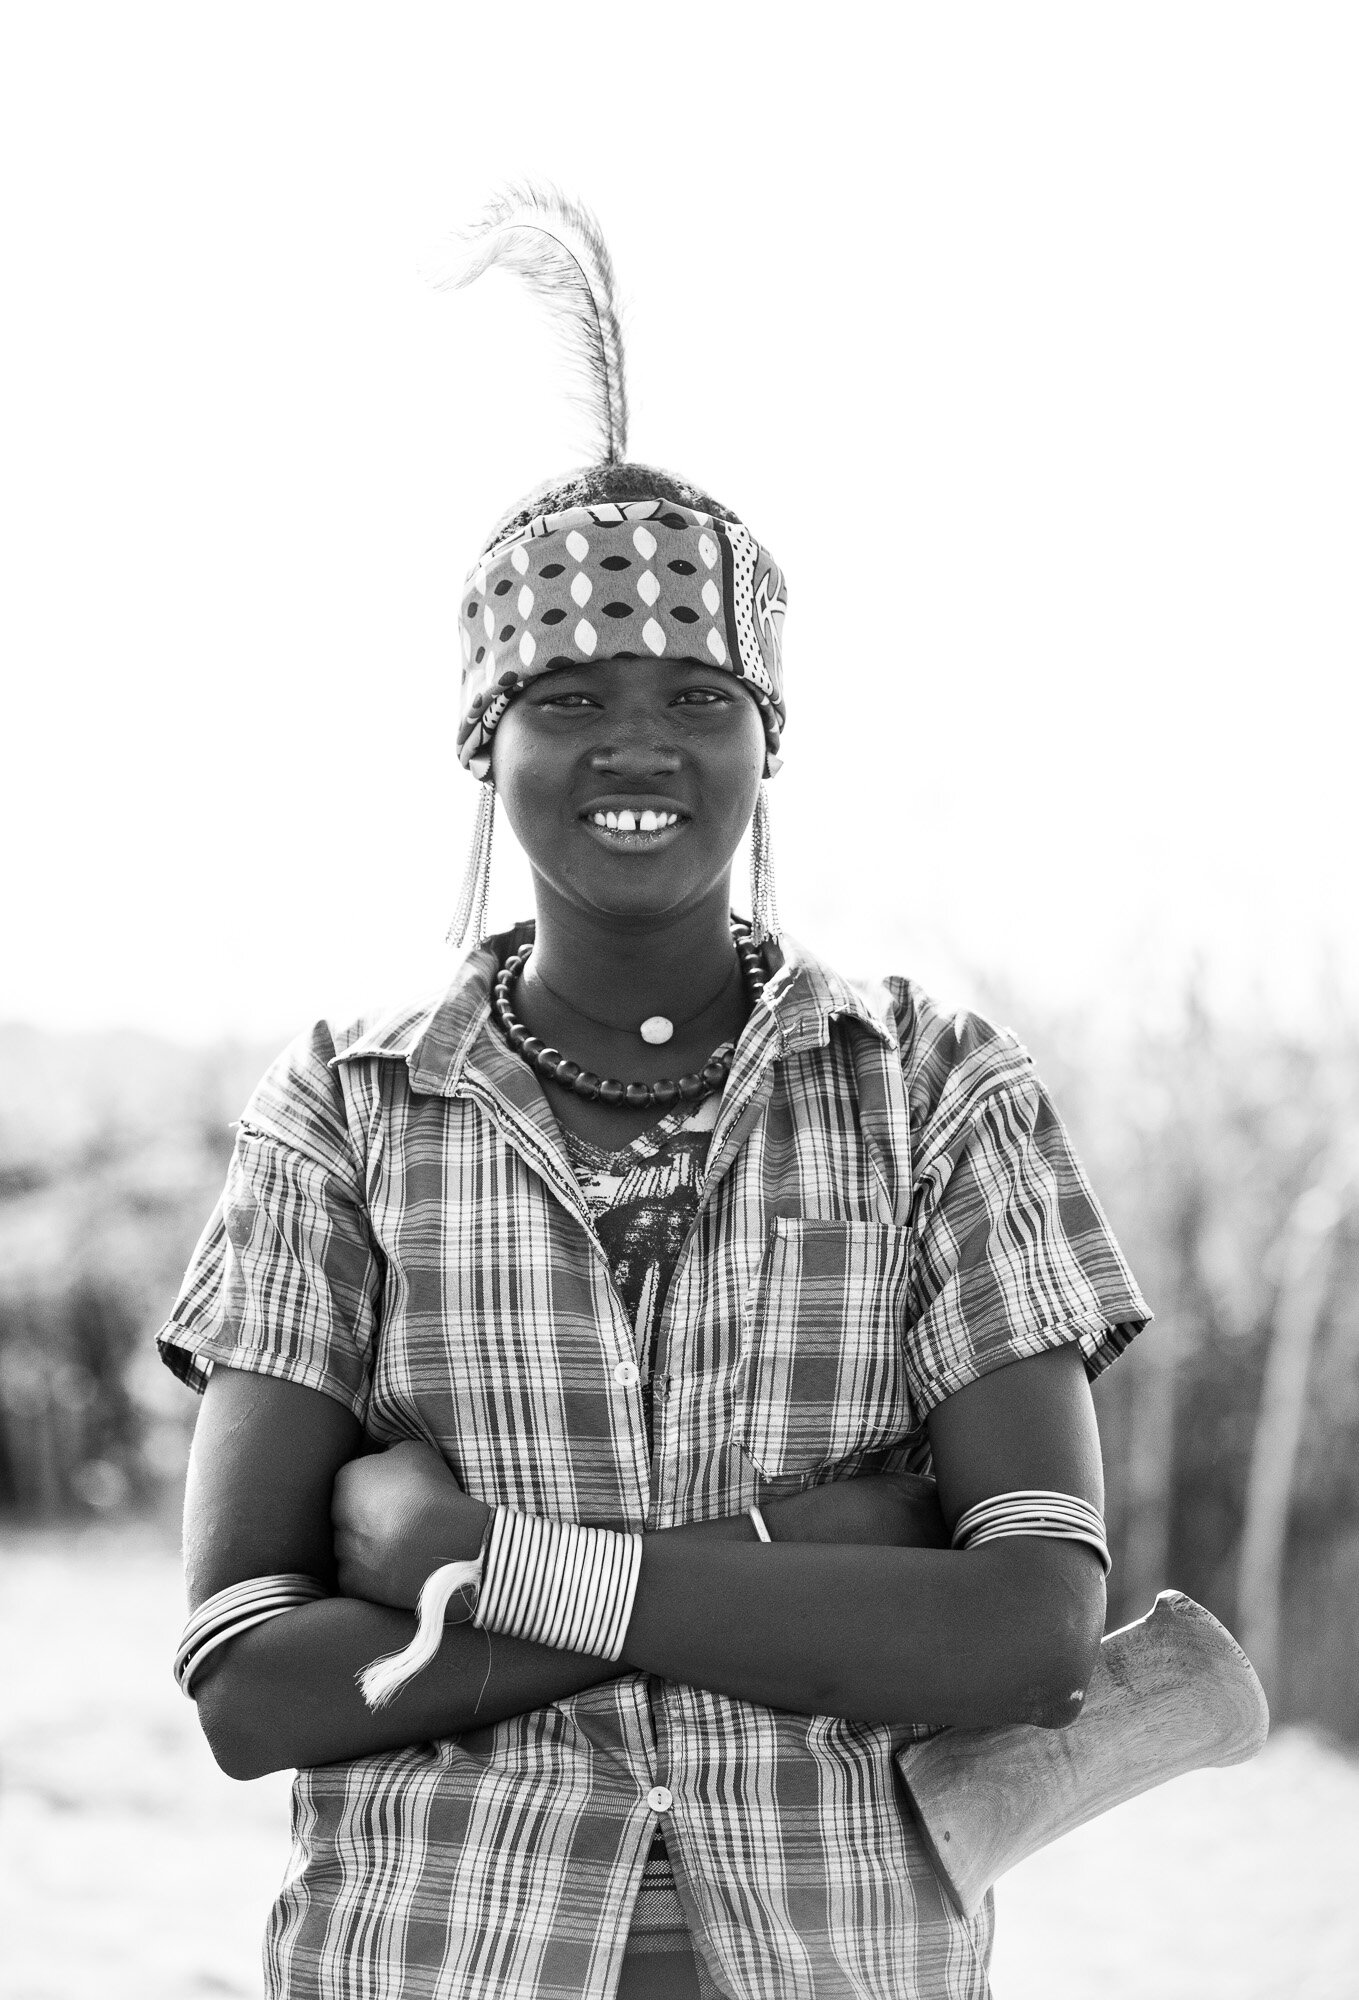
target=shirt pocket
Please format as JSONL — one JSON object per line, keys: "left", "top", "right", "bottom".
{"left": 733, "top": 1218, "right": 916, "bottom": 1482}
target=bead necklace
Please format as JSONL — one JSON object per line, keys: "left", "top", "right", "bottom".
{"left": 493, "top": 924, "right": 767, "bottom": 1109}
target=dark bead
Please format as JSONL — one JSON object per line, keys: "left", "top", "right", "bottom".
{"left": 573, "top": 1070, "right": 602, "bottom": 1099}
{"left": 598, "top": 1078, "right": 626, "bottom": 1105}
{"left": 555, "top": 1060, "right": 581, "bottom": 1087}
{"left": 649, "top": 1079, "right": 679, "bottom": 1108}
{"left": 537, "top": 1052, "right": 561, "bottom": 1079}
{"left": 521, "top": 1037, "right": 544, "bottom": 1060}
{"left": 624, "top": 1082, "right": 651, "bottom": 1109}
{"left": 508, "top": 1024, "right": 528, "bottom": 1050}
{"left": 677, "top": 1074, "right": 705, "bottom": 1101}
{"left": 701, "top": 1061, "right": 728, "bottom": 1090}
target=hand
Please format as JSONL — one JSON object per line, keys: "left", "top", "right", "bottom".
{"left": 332, "top": 1440, "right": 490, "bottom": 1611}
{"left": 762, "top": 1472, "right": 950, "bottom": 1550}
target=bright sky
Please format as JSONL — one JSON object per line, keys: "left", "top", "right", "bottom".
{"left": 3, "top": 4, "right": 1356, "bottom": 1045}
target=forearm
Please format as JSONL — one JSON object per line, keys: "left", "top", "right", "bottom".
{"left": 619, "top": 1535, "right": 1104, "bottom": 1729}
{"left": 197, "top": 1512, "right": 759, "bottom": 1779}
{"left": 196, "top": 1594, "right": 616, "bottom": 1779}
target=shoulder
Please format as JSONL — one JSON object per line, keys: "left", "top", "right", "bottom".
{"left": 239, "top": 992, "right": 446, "bottom": 1168}
{"left": 881, "top": 976, "right": 1037, "bottom": 1135}
{"left": 781, "top": 938, "right": 1045, "bottom": 1163}
{"left": 236, "top": 942, "right": 508, "bottom": 1162}
{"left": 887, "top": 980, "right": 1053, "bottom": 1184}
{"left": 778, "top": 939, "right": 1036, "bottom": 1111}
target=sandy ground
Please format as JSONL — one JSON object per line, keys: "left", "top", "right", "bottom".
{"left": 2, "top": 1527, "right": 1358, "bottom": 2000}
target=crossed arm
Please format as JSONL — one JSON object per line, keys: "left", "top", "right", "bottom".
{"left": 185, "top": 1347, "right": 1105, "bottom": 1781}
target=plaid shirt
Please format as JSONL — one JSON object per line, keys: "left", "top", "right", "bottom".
{"left": 160, "top": 931, "right": 1149, "bottom": 2000}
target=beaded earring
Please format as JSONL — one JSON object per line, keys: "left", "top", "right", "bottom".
{"left": 749, "top": 781, "right": 781, "bottom": 946}
{"left": 446, "top": 782, "right": 497, "bottom": 949}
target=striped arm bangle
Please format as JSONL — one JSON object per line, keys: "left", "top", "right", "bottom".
{"left": 174, "top": 1573, "right": 328, "bottom": 1696}
{"left": 472, "top": 1509, "right": 643, "bottom": 1662}
{"left": 951, "top": 1490, "right": 1112, "bottom": 1577}
{"left": 748, "top": 1504, "right": 773, "bottom": 1543}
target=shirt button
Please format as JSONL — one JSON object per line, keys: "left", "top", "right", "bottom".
{"left": 646, "top": 1786, "right": 673, "bottom": 1813}
{"left": 613, "top": 1361, "right": 640, "bottom": 1388}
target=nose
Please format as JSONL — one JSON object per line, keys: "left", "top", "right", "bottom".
{"left": 590, "top": 742, "right": 683, "bottom": 777}
{"left": 588, "top": 713, "right": 682, "bottom": 777}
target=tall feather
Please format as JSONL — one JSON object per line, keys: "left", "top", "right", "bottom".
{"left": 426, "top": 183, "right": 628, "bottom": 464}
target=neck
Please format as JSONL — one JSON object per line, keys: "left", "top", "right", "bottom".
{"left": 523, "top": 881, "right": 740, "bottom": 1031}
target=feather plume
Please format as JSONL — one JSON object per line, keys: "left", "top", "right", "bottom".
{"left": 426, "top": 182, "right": 628, "bottom": 463}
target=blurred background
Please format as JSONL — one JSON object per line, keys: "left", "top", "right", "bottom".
{"left": 2, "top": 4, "right": 1357, "bottom": 1996}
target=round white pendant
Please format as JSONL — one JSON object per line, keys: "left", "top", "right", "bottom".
{"left": 640, "top": 1016, "right": 674, "bottom": 1045}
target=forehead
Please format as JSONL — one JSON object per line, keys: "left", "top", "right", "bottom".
{"left": 525, "top": 654, "right": 757, "bottom": 695}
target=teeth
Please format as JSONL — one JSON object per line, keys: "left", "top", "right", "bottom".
{"left": 588, "top": 811, "right": 681, "bottom": 833}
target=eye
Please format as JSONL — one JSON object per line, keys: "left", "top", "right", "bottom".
{"left": 535, "top": 688, "right": 600, "bottom": 710}
{"left": 672, "top": 685, "right": 735, "bottom": 707}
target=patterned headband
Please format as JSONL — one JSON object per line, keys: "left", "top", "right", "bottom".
{"left": 457, "top": 498, "right": 787, "bottom": 780}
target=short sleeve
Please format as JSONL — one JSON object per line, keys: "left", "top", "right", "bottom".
{"left": 156, "top": 1025, "right": 382, "bottom": 1420}
{"left": 902, "top": 1065, "right": 1151, "bottom": 1416}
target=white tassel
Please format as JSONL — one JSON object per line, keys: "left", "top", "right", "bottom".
{"left": 357, "top": 1555, "right": 485, "bottom": 1711}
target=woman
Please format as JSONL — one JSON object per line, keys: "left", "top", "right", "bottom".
{"left": 162, "top": 191, "right": 1149, "bottom": 2000}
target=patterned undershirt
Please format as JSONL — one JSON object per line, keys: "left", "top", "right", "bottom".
{"left": 562, "top": 1093, "right": 721, "bottom": 1456}
{"left": 562, "top": 1092, "right": 723, "bottom": 1969}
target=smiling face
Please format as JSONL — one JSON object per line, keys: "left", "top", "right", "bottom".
{"left": 491, "top": 655, "right": 766, "bottom": 928}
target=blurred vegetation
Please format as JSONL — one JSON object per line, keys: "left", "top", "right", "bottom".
{"left": 0, "top": 1026, "right": 270, "bottom": 1521}
{"left": 1000, "top": 982, "right": 1359, "bottom": 1742}
{"left": 1, "top": 998, "right": 1357, "bottom": 1738}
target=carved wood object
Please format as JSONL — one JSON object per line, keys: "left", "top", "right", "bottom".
{"left": 896, "top": 1590, "right": 1269, "bottom": 1917}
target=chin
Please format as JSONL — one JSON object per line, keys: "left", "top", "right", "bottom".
{"left": 562, "top": 871, "right": 709, "bottom": 927}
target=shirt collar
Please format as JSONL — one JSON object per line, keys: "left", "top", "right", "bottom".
{"left": 758, "top": 938, "right": 900, "bottom": 1058}
{"left": 332, "top": 923, "right": 897, "bottom": 1098}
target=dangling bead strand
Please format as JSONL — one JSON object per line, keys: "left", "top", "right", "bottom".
{"left": 749, "top": 781, "right": 781, "bottom": 947}
{"left": 446, "top": 782, "right": 497, "bottom": 949}
{"left": 493, "top": 924, "right": 767, "bottom": 1109}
